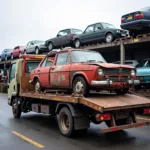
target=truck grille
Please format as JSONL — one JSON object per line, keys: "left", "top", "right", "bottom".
{"left": 104, "top": 68, "right": 131, "bottom": 76}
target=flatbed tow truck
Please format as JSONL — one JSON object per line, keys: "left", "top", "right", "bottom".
{"left": 7, "top": 54, "right": 150, "bottom": 137}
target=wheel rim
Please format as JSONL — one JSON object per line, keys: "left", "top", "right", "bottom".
{"left": 24, "top": 51, "right": 26, "bottom": 55}
{"left": 48, "top": 43, "right": 53, "bottom": 50}
{"left": 11, "top": 54, "right": 13, "bottom": 59}
{"left": 60, "top": 113, "right": 69, "bottom": 132}
{"left": 19, "top": 53, "right": 22, "bottom": 57}
{"left": 35, "top": 48, "right": 39, "bottom": 54}
{"left": 75, "top": 80, "right": 84, "bottom": 94}
{"left": 5, "top": 56, "right": 7, "bottom": 61}
{"left": 12, "top": 103, "right": 17, "bottom": 116}
{"left": 35, "top": 81, "right": 41, "bottom": 92}
{"left": 75, "top": 40, "right": 80, "bottom": 48}
{"left": 106, "top": 35, "right": 112, "bottom": 43}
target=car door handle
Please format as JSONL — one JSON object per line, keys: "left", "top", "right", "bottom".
{"left": 37, "top": 70, "right": 40, "bottom": 72}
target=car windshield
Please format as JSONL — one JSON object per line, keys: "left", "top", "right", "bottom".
{"left": 102, "top": 23, "right": 116, "bottom": 29}
{"left": 26, "top": 61, "right": 40, "bottom": 74}
{"left": 140, "top": 7, "right": 150, "bottom": 11}
{"left": 136, "top": 59, "right": 150, "bottom": 68}
{"left": 72, "top": 29, "right": 83, "bottom": 34}
{"left": 71, "top": 50, "right": 106, "bottom": 63}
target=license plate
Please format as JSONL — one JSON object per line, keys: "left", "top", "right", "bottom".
{"left": 115, "top": 112, "right": 129, "bottom": 120}
{"left": 121, "top": 33, "right": 126, "bottom": 36}
{"left": 128, "top": 16, "right": 132, "bottom": 20}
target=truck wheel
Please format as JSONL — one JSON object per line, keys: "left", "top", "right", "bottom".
{"left": 73, "top": 76, "right": 89, "bottom": 97}
{"left": 35, "top": 79, "right": 41, "bottom": 92}
{"left": 105, "top": 33, "right": 113, "bottom": 43}
{"left": 58, "top": 107, "right": 74, "bottom": 137}
{"left": 115, "top": 88, "right": 129, "bottom": 95}
{"left": 12, "top": 98, "right": 21, "bottom": 118}
{"left": 74, "top": 39, "right": 81, "bottom": 48}
{"left": 35, "top": 47, "right": 39, "bottom": 54}
{"left": 48, "top": 42, "right": 53, "bottom": 51}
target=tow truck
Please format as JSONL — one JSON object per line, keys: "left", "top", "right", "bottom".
{"left": 7, "top": 54, "right": 150, "bottom": 137}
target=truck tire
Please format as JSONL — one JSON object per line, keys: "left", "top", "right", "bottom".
{"left": 115, "top": 88, "right": 129, "bottom": 95}
{"left": 73, "top": 76, "right": 89, "bottom": 97}
{"left": 12, "top": 98, "right": 21, "bottom": 118}
{"left": 58, "top": 107, "right": 74, "bottom": 137}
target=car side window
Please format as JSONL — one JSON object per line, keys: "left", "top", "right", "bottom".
{"left": 95, "top": 23, "right": 102, "bottom": 31}
{"left": 45, "top": 59, "right": 53, "bottom": 67}
{"left": 9, "top": 63, "right": 16, "bottom": 82}
{"left": 85, "top": 25, "right": 94, "bottom": 33}
{"left": 56, "top": 52, "right": 69, "bottom": 65}
{"left": 58, "top": 30, "right": 70, "bottom": 36}
{"left": 41, "top": 58, "right": 47, "bottom": 67}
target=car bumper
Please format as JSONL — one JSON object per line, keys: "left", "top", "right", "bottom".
{"left": 121, "top": 19, "right": 150, "bottom": 30}
{"left": 91, "top": 80, "right": 140, "bottom": 86}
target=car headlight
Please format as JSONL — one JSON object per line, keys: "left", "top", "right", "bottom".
{"left": 98, "top": 68, "right": 104, "bottom": 76}
{"left": 116, "top": 30, "right": 120, "bottom": 33}
{"left": 131, "top": 70, "right": 136, "bottom": 76}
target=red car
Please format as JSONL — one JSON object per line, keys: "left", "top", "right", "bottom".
{"left": 30, "top": 48, "right": 140, "bottom": 96}
{"left": 11, "top": 46, "right": 25, "bottom": 59}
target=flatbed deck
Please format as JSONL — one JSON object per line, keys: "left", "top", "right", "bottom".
{"left": 20, "top": 91, "right": 150, "bottom": 113}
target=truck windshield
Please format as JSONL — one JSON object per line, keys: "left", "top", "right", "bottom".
{"left": 71, "top": 50, "right": 106, "bottom": 63}
{"left": 26, "top": 61, "right": 40, "bottom": 74}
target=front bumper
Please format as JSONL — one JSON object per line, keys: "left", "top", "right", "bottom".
{"left": 91, "top": 79, "right": 140, "bottom": 86}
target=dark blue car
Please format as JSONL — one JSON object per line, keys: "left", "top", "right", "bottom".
{"left": 120, "top": 7, "right": 150, "bottom": 36}
{"left": 0, "top": 49, "right": 12, "bottom": 61}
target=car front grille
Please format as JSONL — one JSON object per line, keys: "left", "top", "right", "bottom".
{"left": 108, "top": 76, "right": 129, "bottom": 82}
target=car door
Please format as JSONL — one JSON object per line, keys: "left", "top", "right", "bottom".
{"left": 38, "top": 57, "right": 52, "bottom": 87}
{"left": 94, "top": 23, "right": 105, "bottom": 40}
{"left": 80, "top": 25, "right": 96, "bottom": 43}
{"left": 54, "top": 30, "right": 69, "bottom": 47}
{"left": 50, "top": 52, "right": 70, "bottom": 88}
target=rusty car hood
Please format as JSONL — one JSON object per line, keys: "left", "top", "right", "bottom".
{"left": 81, "top": 62, "right": 135, "bottom": 69}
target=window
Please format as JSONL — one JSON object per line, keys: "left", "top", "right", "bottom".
{"left": 85, "top": 25, "right": 94, "bottom": 33}
{"left": 56, "top": 52, "right": 69, "bottom": 65}
{"left": 9, "top": 63, "right": 16, "bottom": 82}
{"left": 41, "top": 58, "right": 47, "bottom": 67}
{"left": 26, "top": 62, "right": 40, "bottom": 74}
{"left": 95, "top": 24, "right": 102, "bottom": 31}
{"left": 145, "top": 60, "right": 150, "bottom": 67}
{"left": 71, "top": 29, "right": 83, "bottom": 34}
{"left": 58, "top": 29, "right": 70, "bottom": 36}
{"left": 101, "top": 23, "right": 116, "bottom": 29}
{"left": 136, "top": 60, "right": 147, "bottom": 68}
{"left": 41, "top": 57, "right": 53, "bottom": 67}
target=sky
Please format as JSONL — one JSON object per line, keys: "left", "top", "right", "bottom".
{"left": 0, "top": 0, "right": 150, "bottom": 52}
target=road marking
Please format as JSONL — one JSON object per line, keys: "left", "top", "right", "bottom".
{"left": 12, "top": 131, "right": 44, "bottom": 148}
{"left": 136, "top": 117, "right": 150, "bottom": 121}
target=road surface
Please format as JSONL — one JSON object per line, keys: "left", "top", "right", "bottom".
{"left": 0, "top": 93, "right": 150, "bottom": 150}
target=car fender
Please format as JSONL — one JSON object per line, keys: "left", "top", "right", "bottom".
{"left": 71, "top": 71, "right": 90, "bottom": 87}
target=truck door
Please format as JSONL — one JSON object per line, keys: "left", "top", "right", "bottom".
{"left": 8, "top": 62, "right": 17, "bottom": 105}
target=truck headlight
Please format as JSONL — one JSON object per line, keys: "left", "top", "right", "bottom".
{"left": 98, "top": 68, "right": 104, "bottom": 76}
{"left": 131, "top": 70, "right": 136, "bottom": 76}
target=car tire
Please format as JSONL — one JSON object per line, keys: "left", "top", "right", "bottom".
{"left": 0, "top": 57, "right": 1, "bottom": 62}
{"left": 24, "top": 50, "right": 27, "bottom": 55}
{"left": 34, "top": 79, "right": 42, "bottom": 92}
{"left": 115, "top": 88, "right": 129, "bottom": 95}
{"left": 105, "top": 33, "right": 114, "bottom": 43}
{"left": 48, "top": 42, "right": 53, "bottom": 51}
{"left": 5, "top": 56, "right": 7, "bottom": 61}
{"left": 74, "top": 39, "right": 81, "bottom": 48}
{"left": 58, "top": 107, "right": 75, "bottom": 137}
{"left": 11, "top": 54, "right": 14, "bottom": 60}
{"left": 12, "top": 98, "right": 22, "bottom": 118}
{"left": 35, "top": 47, "right": 39, "bottom": 54}
{"left": 19, "top": 52, "right": 22, "bottom": 58}
{"left": 73, "top": 76, "right": 89, "bottom": 97}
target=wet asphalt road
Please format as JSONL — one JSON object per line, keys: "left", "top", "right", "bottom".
{"left": 0, "top": 93, "right": 150, "bottom": 150}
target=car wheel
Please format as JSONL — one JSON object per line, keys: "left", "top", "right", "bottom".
{"left": 48, "top": 42, "right": 53, "bottom": 51}
{"left": 11, "top": 54, "right": 14, "bottom": 60}
{"left": 35, "top": 47, "right": 39, "bottom": 54}
{"left": 74, "top": 39, "right": 81, "bottom": 48}
{"left": 105, "top": 33, "right": 114, "bottom": 43}
{"left": 58, "top": 107, "right": 75, "bottom": 137}
{"left": 34, "top": 79, "right": 41, "bottom": 92}
{"left": 19, "top": 52, "right": 22, "bottom": 58}
{"left": 24, "top": 50, "right": 27, "bottom": 55}
{"left": 115, "top": 88, "right": 129, "bottom": 95}
{"left": 12, "top": 98, "right": 22, "bottom": 118}
{"left": 5, "top": 56, "right": 7, "bottom": 61}
{"left": 73, "top": 76, "right": 89, "bottom": 97}
{"left": 0, "top": 57, "right": 1, "bottom": 62}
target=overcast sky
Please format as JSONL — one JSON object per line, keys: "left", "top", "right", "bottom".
{"left": 0, "top": 0, "right": 149, "bottom": 51}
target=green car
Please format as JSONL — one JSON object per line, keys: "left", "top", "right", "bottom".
{"left": 73, "top": 22, "right": 128, "bottom": 48}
